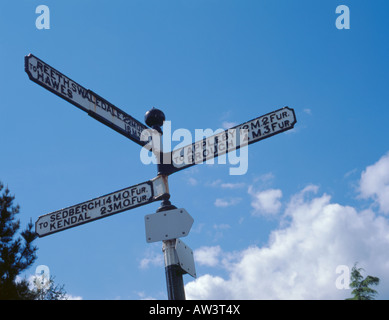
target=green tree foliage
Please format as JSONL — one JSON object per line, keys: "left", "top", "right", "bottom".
{"left": 0, "top": 182, "right": 38, "bottom": 299}
{"left": 32, "top": 276, "right": 68, "bottom": 300}
{"left": 0, "top": 182, "right": 69, "bottom": 300}
{"left": 347, "top": 263, "right": 380, "bottom": 300}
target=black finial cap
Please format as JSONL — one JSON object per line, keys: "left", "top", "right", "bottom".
{"left": 144, "top": 108, "right": 165, "bottom": 129}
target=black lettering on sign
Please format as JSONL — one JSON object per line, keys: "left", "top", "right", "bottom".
{"left": 49, "top": 212, "right": 91, "bottom": 231}
{"left": 245, "top": 108, "right": 295, "bottom": 142}
{"left": 29, "top": 62, "right": 75, "bottom": 100}
{"left": 100, "top": 185, "right": 151, "bottom": 215}
{"left": 37, "top": 182, "right": 153, "bottom": 236}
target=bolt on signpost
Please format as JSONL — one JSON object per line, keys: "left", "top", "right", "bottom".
{"left": 25, "top": 54, "right": 297, "bottom": 300}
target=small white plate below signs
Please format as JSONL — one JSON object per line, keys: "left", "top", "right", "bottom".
{"left": 144, "top": 208, "right": 194, "bottom": 243}
{"left": 175, "top": 239, "right": 196, "bottom": 278}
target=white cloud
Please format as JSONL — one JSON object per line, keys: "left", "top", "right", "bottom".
{"left": 207, "top": 179, "right": 222, "bottom": 187}
{"left": 359, "top": 152, "right": 389, "bottom": 214}
{"left": 139, "top": 247, "right": 164, "bottom": 269}
{"left": 344, "top": 168, "right": 357, "bottom": 178}
{"left": 249, "top": 187, "right": 283, "bottom": 216}
{"left": 220, "top": 182, "right": 245, "bottom": 189}
{"left": 187, "top": 177, "right": 198, "bottom": 186}
{"left": 213, "top": 224, "right": 231, "bottom": 230}
{"left": 23, "top": 275, "right": 83, "bottom": 300}
{"left": 65, "top": 294, "right": 83, "bottom": 300}
{"left": 210, "top": 224, "right": 232, "bottom": 241}
{"left": 136, "top": 291, "right": 157, "bottom": 300}
{"left": 222, "top": 121, "right": 238, "bottom": 129}
{"left": 257, "top": 172, "right": 275, "bottom": 183}
{"left": 214, "top": 197, "right": 242, "bottom": 208}
{"left": 207, "top": 179, "right": 245, "bottom": 189}
{"left": 186, "top": 171, "right": 389, "bottom": 299}
{"left": 194, "top": 246, "right": 222, "bottom": 267}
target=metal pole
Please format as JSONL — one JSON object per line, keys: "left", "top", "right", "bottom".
{"left": 162, "top": 239, "right": 186, "bottom": 300}
{"left": 156, "top": 194, "right": 186, "bottom": 300}
{"left": 145, "top": 108, "right": 186, "bottom": 300}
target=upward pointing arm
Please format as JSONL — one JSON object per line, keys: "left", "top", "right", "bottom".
{"left": 25, "top": 54, "right": 148, "bottom": 146}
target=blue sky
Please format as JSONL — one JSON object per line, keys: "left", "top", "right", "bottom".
{"left": 1, "top": 0, "right": 389, "bottom": 299}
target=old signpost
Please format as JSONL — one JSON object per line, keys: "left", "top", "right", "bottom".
{"left": 25, "top": 54, "right": 297, "bottom": 300}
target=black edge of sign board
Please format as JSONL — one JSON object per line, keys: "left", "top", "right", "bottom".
{"left": 25, "top": 54, "right": 148, "bottom": 147}
{"left": 35, "top": 180, "right": 155, "bottom": 238}
{"left": 87, "top": 109, "right": 145, "bottom": 147}
{"left": 160, "top": 107, "right": 297, "bottom": 176}
{"left": 237, "top": 106, "right": 297, "bottom": 142}
{"left": 87, "top": 90, "right": 148, "bottom": 147}
{"left": 24, "top": 54, "right": 89, "bottom": 113}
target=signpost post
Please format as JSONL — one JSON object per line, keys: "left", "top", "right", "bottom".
{"left": 25, "top": 54, "right": 297, "bottom": 300}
